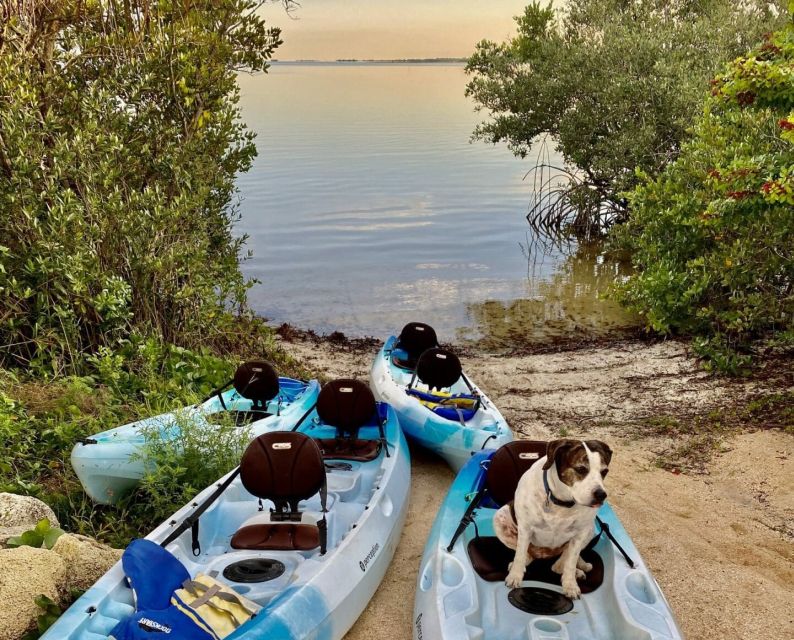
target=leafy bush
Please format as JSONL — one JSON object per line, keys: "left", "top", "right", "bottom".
{"left": 465, "top": 0, "right": 785, "bottom": 237}
{"left": 612, "top": 11, "right": 794, "bottom": 371}
{"left": 0, "top": 0, "right": 283, "bottom": 372}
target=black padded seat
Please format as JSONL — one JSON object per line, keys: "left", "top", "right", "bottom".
{"left": 231, "top": 431, "right": 327, "bottom": 553}
{"left": 467, "top": 536, "right": 604, "bottom": 593}
{"left": 231, "top": 523, "right": 320, "bottom": 551}
{"left": 415, "top": 348, "right": 462, "bottom": 391}
{"left": 233, "top": 361, "right": 280, "bottom": 403}
{"left": 395, "top": 322, "right": 438, "bottom": 368}
{"left": 316, "top": 437, "right": 381, "bottom": 462}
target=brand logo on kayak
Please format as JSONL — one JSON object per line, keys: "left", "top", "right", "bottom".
{"left": 436, "top": 354, "right": 447, "bottom": 360}
{"left": 340, "top": 387, "right": 353, "bottom": 393}
{"left": 416, "top": 327, "right": 425, "bottom": 331}
{"left": 359, "top": 542, "right": 380, "bottom": 572}
{"left": 519, "top": 452, "right": 540, "bottom": 460}
{"left": 415, "top": 613, "right": 423, "bottom": 640}
{"left": 138, "top": 618, "right": 172, "bottom": 633}
{"left": 272, "top": 442, "right": 292, "bottom": 450}
{"left": 252, "top": 367, "right": 263, "bottom": 372}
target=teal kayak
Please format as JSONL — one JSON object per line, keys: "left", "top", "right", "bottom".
{"left": 371, "top": 329, "right": 512, "bottom": 471}
{"left": 414, "top": 442, "right": 683, "bottom": 639}
{"left": 71, "top": 361, "right": 320, "bottom": 504}
{"left": 45, "top": 379, "right": 410, "bottom": 640}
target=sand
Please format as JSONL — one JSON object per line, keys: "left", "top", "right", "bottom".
{"left": 280, "top": 334, "right": 794, "bottom": 640}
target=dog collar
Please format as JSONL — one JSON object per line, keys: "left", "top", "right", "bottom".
{"left": 543, "top": 468, "right": 576, "bottom": 508}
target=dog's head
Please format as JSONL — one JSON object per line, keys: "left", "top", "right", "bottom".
{"left": 542, "top": 439, "right": 612, "bottom": 508}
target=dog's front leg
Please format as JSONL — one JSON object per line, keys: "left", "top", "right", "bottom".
{"left": 553, "top": 530, "right": 590, "bottom": 599}
{"left": 505, "top": 522, "right": 531, "bottom": 588}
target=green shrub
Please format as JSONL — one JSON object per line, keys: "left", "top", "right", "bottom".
{"left": 0, "top": 1, "right": 283, "bottom": 372}
{"left": 612, "top": 11, "right": 794, "bottom": 371}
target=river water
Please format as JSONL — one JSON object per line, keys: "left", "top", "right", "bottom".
{"left": 236, "top": 63, "right": 635, "bottom": 345}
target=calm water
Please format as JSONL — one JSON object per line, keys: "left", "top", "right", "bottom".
{"left": 236, "top": 63, "right": 635, "bottom": 345}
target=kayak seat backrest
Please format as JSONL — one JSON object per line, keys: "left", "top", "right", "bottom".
{"left": 231, "top": 432, "right": 326, "bottom": 552}
{"left": 313, "top": 379, "right": 382, "bottom": 462}
{"left": 415, "top": 348, "right": 462, "bottom": 391}
{"left": 393, "top": 322, "right": 438, "bottom": 370}
{"left": 485, "top": 440, "right": 549, "bottom": 507}
{"left": 233, "top": 361, "right": 280, "bottom": 406}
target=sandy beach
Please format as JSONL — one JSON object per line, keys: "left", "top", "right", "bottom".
{"left": 279, "top": 332, "right": 794, "bottom": 640}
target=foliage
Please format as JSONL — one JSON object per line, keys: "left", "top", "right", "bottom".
{"left": 7, "top": 518, "right": 65, "bottom": 549}
{"left": 612, "top": 12, "right": 794, "bottom": 372}
{"left": 0, "top": 336, "right": 306, "bottom": 546}
{"left": 0, "top": 0, "right": 283, "bottom": 372}
{"left": 131, "top": 410, "right": 252, "bottom": 526}
{"left": 22, "top": 595, "right": 65, "bottom": 640}
{"left": 466, "top": 0, "right": 786, "bottom": 238}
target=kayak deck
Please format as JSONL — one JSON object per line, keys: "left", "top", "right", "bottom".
{"left": 48, "top": 411, "right": 410, "bottom": 640}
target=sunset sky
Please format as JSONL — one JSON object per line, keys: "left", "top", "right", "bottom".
{"left": 259, "top": 1, "right": 532, "bottom": 60}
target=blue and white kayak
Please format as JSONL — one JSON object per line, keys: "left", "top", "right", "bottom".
{"left": 370, "top": 334, "right": 512, "bottom": 471}
{"left": 414, "top": 444, "right": 683, "bottom": 640}
{"left": 72, "top": 361, "right": 320, "bottom": 504}
{"left": 44, "top": 379, "right": 410, "bottom": 640}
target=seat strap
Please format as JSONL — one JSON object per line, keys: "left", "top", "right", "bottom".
{"left": 318, "top": 477, "right": 328, "bottom": 555}
{"left": 290, "top": 402, "right": 318, "bottom": 432}
{"left": 446, "top": 485, "right": 487, "bottom": 552}
{"left": 584, "top": 517, "right": 635, "bottom": 568}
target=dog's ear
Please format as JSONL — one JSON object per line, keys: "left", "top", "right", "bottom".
{"left": 543, "top": 438, "right": 579, "bottom": 470}
{"left": 586, "top": 440, "right": 612, "bottom": 466}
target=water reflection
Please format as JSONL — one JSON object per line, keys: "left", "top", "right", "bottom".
{"left": 458, "top": 243, "right": 638, "bottom": 348}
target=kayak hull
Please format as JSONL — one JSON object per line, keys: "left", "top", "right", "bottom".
{"left": 370, "top": 336, "right": 512, "bottom": 471}
{"left": 44, "top": 403, "right": 410, "bottom": 640}
{"left": 414, "top": 451, "right": 683, "bottom": 640}
{"left": 71, "top": 378, "right": 320, "bottom": 504}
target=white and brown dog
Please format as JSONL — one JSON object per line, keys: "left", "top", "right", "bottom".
{"left": 495, "top": 438, "right": 612, "bottom": 598}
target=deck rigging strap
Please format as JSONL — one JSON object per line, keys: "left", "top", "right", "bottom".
{"left": 290, "top": 402, "right": 318, "bottom": 432}
{"left": 446, "top": 485, "right": 488, "bottom": 552}
{"left": 160, "top": 466, "right": 241, "bottom": 553}
{"left": 586, "top": 516, "right": 635, "bottom": 568}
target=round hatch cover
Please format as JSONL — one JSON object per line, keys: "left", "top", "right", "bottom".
{"left": 223, "top": 558, "right": 286, "bottom": 583}
{"left": 507, "top": 587, "right": 574, "bottom": 615}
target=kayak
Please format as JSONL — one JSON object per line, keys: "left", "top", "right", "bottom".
{"left": 414, "top": 442, "right": 683, "bottom": 640}
{"left": 44, "top": 379, "right": 410, "bottom": 640}
{"left": 370, "top": 331, "right": 512, "bottom": 471}
{"left": 71, "top": 362, "right": 320, "bottom": 504}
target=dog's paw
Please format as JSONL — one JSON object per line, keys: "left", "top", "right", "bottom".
{"left": 505, "top": 569, "right": 524, "bottom": 589}
{"left": 551, "top": 558, "right": 565, "bottom": 575}
{"left": 575, "top": 568, "right": 586, "bottom": 580}
{"left": 577, "top": 559, "right": 593, "bottom": 573}
{"left": 562, "top": 579, "right": 581, "bottom": 600}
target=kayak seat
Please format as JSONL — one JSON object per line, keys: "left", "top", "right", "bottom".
{"left": 391, "top": 349, "right": 418, "bottom": 371}
{"left": 393, "top": 322, "right": 438, "bottom": 370}
{"left": 316, "top": 437, "right": 381, "bottom": 462}
{"left": 314, "top": 379, "right": 382, "bottom": 463}
{"left": 415, "top": 347, "right": 463, "bottom": 391}
{"left": 231, "top": 432, "right": 327, "bottom": 553}
{"left": 233, "top": 361, "right": 280, "bottom": 409}
{"left": 231, "top": 522, "right": 320, "bottom": 551}
{"left": 467, "top": 536, "right": 604, "bottom": 593}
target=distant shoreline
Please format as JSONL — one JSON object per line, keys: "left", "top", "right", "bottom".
{"left": 271, "top": 58, "right": 466, "bottom": 64}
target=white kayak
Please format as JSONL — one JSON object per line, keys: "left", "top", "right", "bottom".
{"left": 414, "top": 442, "right": 683, "bottom": 640}
{"left": 43, "top": 379, "right": 410, "bottom": 640}
{"left": 370, "top": 325, "right": 512, "bottom": 471}
{"left": 71, "top": 361, "right": 320, "bottom": 504}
